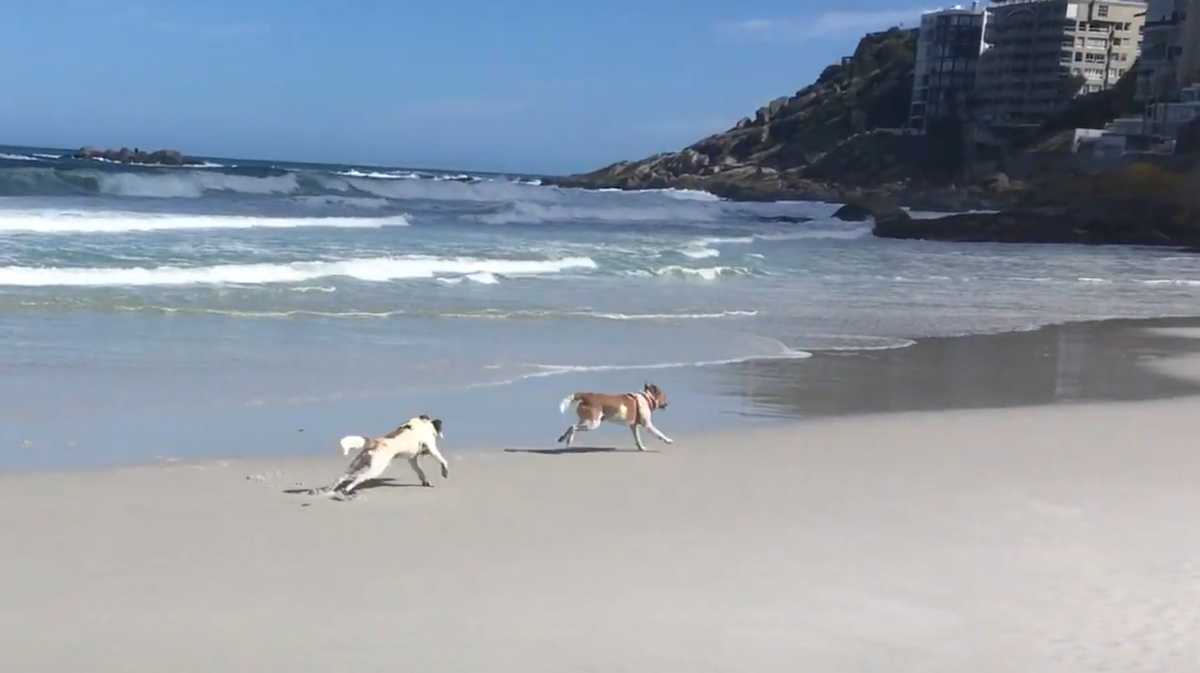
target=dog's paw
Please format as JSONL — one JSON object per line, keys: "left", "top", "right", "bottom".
{"left": 441, "top": 466, "right": 450, "bottom": 479}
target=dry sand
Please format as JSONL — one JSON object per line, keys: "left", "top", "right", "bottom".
{"left": 3, "top": 391, "right": 1200, "bottom": 672}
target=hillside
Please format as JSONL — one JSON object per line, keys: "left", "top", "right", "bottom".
{"left": 554, "top": 28, "right": 920, "bottom": 199}
{"left": 555, "top": 24, "right": 1200, "bottom": 248}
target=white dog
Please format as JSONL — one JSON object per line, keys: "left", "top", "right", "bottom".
{"left": 318, "top": 415, "right": 447, "bottom": 498}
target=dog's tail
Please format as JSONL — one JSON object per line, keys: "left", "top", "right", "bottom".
{"left": 558, "top": 393, "right": 579, "bottom": 415}
{"left": 339, "top": 435, "right": 369, "bottom": 456}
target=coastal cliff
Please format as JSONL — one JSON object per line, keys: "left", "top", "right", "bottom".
{"left": 554, "top": 28, "right": 1023, "bottom": 210}
{"left": 556, "top": 24, "right": 1200, "bottom": 247}
{"left": 554, "top": 29, "right": 948, "bottom": 202}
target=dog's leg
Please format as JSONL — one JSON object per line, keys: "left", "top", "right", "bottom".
{"left": 631, "top": 425, "right": 647, "bottom": 451}
{"left": 408, "top": 456, "right": 431, "bottom": 487}
{"left": 321, "top": 474, "right": 352, "bottom": 495}
{"left": 644, "top": 420, "right": 674, "bottom": 445}
{"left": 562, "top": 418, "right": 600, "bottom": 447}
{"left": 336, "top": 453, "right": 394, "bottom": 497}
{"left": 557, "top": 425, "right": 576, "bottom": 444}
{"left": 426, "top": 444, "right": 450, "bottom": 479}
{"left": 339, "top": 475, "right": 369, "bottom": 497}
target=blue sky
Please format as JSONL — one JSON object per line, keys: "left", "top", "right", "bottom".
{"left": 0, "top": 1, "right": 925, "bottom": 174}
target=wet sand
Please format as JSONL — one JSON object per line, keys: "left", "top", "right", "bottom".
{"left": 717, "top": 316, "right": 1200, "bottom": 418}
{"left": 4, "top": 317, "right": 1200, "bottom": 471}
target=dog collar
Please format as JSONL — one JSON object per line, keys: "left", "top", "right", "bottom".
{"left": 634, "top": 391, "right": 655, "bottom": 412}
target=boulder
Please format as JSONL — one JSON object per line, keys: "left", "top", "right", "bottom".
{"left": 146, "top": 149, "right": 184, "bottom": 166}
{"left": 868, "top": 204, "right": 914, "bottom": 235}
{"left": 832, "top": 203, "right": 872, "bottom": 222}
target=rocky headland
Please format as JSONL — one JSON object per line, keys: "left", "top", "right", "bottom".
{"left": 555, "top": 26, "right": 1200, "bottom": 247}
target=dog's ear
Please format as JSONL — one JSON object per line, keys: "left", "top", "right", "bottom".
{"left": 419, "top": 414, "right": 431, "bottom": 421}
{"left": 432, "top": 418, "right": 443, "bottom": 437}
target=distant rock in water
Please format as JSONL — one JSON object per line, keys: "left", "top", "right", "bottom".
{"left": 832, "top": 203, "right": 872, "bottom": 222}
{"left": 73, "top": 146, "right": 197, "bottom": 166}
{"left": 871, "top": 205, "right": 1200, "bottom": 247}
{"left": 755, "top": 215, "right": 813, "bottom": 225}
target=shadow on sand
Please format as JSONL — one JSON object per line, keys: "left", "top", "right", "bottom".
{"left": 281, "top": 478, "right": 425, "bottom": 495}
{"left": 503, "top": 446, "right": 654, "bottom": 456}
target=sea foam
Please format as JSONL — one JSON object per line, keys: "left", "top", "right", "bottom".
{"left": 0, "top": 210, "right": 409, "bottom": 233}
{"left": 653, "top": 265, "right": 751, "bottom": 280}
{"left": 0, "top": 256, "right": 598, "bottom": 287}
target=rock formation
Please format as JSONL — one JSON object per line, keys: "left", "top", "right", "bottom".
{"left": 73, "top": 147, "right": 195, "bottom": 166}
{"left": 553, "top": 28, "right": 924, "bottom": 201}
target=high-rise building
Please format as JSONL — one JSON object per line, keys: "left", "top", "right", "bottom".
{"left": 909, "top": 5, "right": 988, "bottom": 131}
{"left": 976, "top": 0, "right": 1146, "bottom": 124}
{"left": 1138, "top": 0, "right": 1189, "bottom": 102}
{"left": 1176, "top": 1, "right": 1200, "bottom": 87}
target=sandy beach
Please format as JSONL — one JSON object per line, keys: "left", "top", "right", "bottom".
{"left": 8, "top": 4, "right": 1200, "bottom": 670}
{"left": 4, "top": 337, "right": 1200, "bottom": 672}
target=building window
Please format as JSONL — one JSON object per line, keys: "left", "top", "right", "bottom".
{"left": 1097, "top": 5, "right": 1109, "bottom": 18}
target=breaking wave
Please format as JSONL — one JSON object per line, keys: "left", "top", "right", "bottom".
{"left": 0, "top": 210, "right": 409, "bottom": 233}
{"left": 693, "top": 227, "right": 870, "bottom": 247}
{"left": 290, "top": 195, "right": 392, "bottom": 210}
{"left": 335, "top": 169, "right": 422, "bottom": 180}
{"left": 0, "top": 166, "right": 302, "bottom": 198}
{"left": 478, "top": 201, "right": 719, "bottom": 225}
{"left": 0, "top": 256, "right": 598, "bottom": 287}
{"left": 653, "top": 265, "right": 752, "bottom": 280}
{"left": 90, "top": 170, "right": 300, "bottom": 198}
{"left": 342, "top": 175, "right": 541, "bottom": 202}
{"left": 464, "top": 272, "right": 500, "bottom": 285}
{"left": 599, "top": 187, "right": 721, "bottom": 202}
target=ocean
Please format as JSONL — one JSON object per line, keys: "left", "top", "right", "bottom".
{"left": 2, "top": 144, "right": 1199, "bottom": 468}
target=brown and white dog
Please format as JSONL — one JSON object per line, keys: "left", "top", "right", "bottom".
{"left": 557, "top": 383, "right": 673, "bottom": 451}
{"left": 316, "top": 415, "right": 448, "bottom": 498}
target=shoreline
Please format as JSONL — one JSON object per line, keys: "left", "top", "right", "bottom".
{"left": 4, "top": 314, "right": 1200, "bottom": 474}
